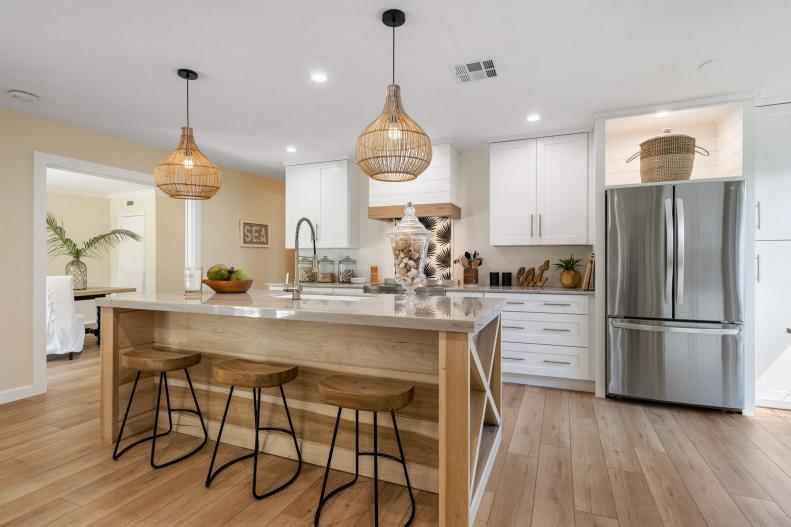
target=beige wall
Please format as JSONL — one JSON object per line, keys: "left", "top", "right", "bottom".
{"left": 45, "top": 192, "right": 112, "bottom": 286}
{"left": 203, "top": 170, "right": 288, "bottom": 282}
{"left": 0, "top": 106, "right": 286, "bottom": 395}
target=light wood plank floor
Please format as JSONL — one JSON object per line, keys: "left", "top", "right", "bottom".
{"left": 2, "top": 345, "right": 791, "bottom": 526}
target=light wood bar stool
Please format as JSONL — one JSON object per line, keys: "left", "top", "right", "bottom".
{"left": 206, "top": 359, "right": 302, "bottom": 500}
{"left": 315, "top": 374, "right": 416, "bottom": 526}
{"left": 112, "top": 349, "right": 208, "bottom": 468}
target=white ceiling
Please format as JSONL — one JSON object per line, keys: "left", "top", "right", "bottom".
{"left": 2, "top": 1, "right": 790, "bottom": 179}
{"left": 47, "top": 168, "right": 152, "bottom": 198}
{"left": 605, "top": 103, "right": 737, "bottom": 134}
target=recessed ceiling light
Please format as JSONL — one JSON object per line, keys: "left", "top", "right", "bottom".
{"left": 285, "top": 146, "right": 297, "bottom": 153}
{"left": 6, "top": 89, "right": 39, "bottom": 102}
{"left": 310, "top": 72, "right": 328, "bottom": 83}
{"left": 526, "top": 113, "right": 541, "bottom": 122}
{"left": 654, "top": 111, "right": 670, "bottom": 118}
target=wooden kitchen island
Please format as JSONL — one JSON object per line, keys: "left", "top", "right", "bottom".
{"left": 96, "top": 290, "right": 503, "bottom": 526}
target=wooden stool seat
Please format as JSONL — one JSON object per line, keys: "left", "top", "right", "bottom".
{"left": 213, "top": 359, "right": 298, "bottom": 388}
{"left": 121, "top": 349, "right": 201, "bottom": 372}
{"left": 318, "top": 374, "right": 414, "bottom": 413}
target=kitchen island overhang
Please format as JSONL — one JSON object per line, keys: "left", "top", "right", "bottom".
{"left": 96, "top": 290, "right": 503, "bottom": 526}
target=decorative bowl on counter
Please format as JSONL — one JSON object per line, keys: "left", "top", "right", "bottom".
{"left": 202, "top": 279, "right": 253, "bottom": 293}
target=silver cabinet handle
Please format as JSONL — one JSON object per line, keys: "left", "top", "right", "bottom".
{"left": 543, "top": 360, "right": 571, "bottom": 365}
{"left": 530, "top": 214, "right": 534, "bottom": 237}
{"left": 506, "top": 301, "right": 525, "bottom": 305}
{"left": 756, "top": 201, "right": 761, "bottom": 230}
{"left": 611, "top": 320, "right": 741, "bottom": 336}
{"left": 676, "top": 198, "right": 685, "bottom": 305}
{"left": 756, "top": 253, "right": 760, "bottom": 283}
{"left": 503, "top": 325, "right": 525, "bottom": 330}
{"left": 504, "top": 356, "right": 525, "bottom": 361}
{"left": 542, "top": 328, "right": 571, "bottom": 332}
{"left": 543, "top": 302, "right": 571, "bottom": 307}
{"left": 664, "top": 198, "right": 674, "bottom": 306}
{"left": 539, "top": 214, "right": 542, "bottom": 236}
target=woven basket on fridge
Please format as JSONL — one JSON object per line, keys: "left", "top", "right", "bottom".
{"left": 626, "top": 129, "right": 709, "bottom": 183}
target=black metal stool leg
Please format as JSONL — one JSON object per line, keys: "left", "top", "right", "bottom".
{"left": 206, "top": 385, "right": 235, "bottom": 487}
{"left": 315, "top": 408, "right": 415, "bottom": 527}
{"left": 391, "top": 411, "right": 416, "bottom": 526}
{"left": 113, "top": 368, "right": 207, "bottom": 468}
{"left": 112, "top": 370, "right": 141, "bottom": 460}
{"left": 206, "top": 385, "right": 302, "bottom": 500}
{"left": 316, "top": 408, "right": 361, "bottom": 526}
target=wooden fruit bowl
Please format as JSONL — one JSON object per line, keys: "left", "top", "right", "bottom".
{"left": 202, "top": 279, "right": 253, "bottom": 294}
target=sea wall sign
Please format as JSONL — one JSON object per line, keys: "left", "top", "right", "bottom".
{"left": 239, "top": 220, "right": 269, "bottom": 248}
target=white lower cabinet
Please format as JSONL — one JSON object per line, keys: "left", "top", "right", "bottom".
{"left": 485, "top": 292, "right": 592, "bottom": 381}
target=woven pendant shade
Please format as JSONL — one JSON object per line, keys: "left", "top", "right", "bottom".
{"left": 154, "top": 127, "right": 221, "bottom": 200}
{"left": 356, "top": 84, "right": 432, "bottom": 182}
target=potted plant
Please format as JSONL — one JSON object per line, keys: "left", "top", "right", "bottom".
{"left": 454, "top": 250, "right": 483, "bottom": 285}
{"left": 46, "top": 212, "right": 142, "bottom": 290}
{"left": 553, "top": 253, "right": 583, "bottom": 289}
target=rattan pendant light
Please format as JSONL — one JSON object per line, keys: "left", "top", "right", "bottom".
{"left": 355, "top": 9, "right": 432, "bottom": 182}
{"left": 154, "top": 69, "right": 221, "bottom": 200}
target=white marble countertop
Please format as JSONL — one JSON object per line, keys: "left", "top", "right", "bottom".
{"left": 96, "top": 289, "right": 503, "bottom": 333}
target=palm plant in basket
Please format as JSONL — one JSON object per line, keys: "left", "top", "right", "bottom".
{"left": 46, "top": 212, "right": 142, "bottom": 290}
{"left": 553, "top": 253, "right": 583, "bottom": 289}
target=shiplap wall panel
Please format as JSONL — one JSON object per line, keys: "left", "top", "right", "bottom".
{"left": 605, "top": 104, "right": 744, "bottom": 187}
{"left": 368, "top": 142, "right": 461, "bottom": 207}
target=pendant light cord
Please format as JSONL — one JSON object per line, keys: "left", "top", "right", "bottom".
{"left": 185, "top": 78, "right": 190, "bottom": 129}
{"left": 392, "top": 22, "right": 395, "bottom": 85}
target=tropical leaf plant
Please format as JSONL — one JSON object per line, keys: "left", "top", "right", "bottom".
{"left": 46, "top": 212, "right": 142, "bottom": 260}
{"left": 553, "top": 253, "right": 583, "bottom": 271}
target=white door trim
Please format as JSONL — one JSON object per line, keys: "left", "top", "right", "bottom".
{"left": 16, "top": 152, "right": 155, "bottom": 405}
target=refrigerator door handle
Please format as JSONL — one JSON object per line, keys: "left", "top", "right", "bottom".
{"left": 610, "top": 320, "right": 741, "bottom": 336}
{"left": 664, "top": 198, "right": 674, "bottom": 305}
{"left": 676, "top": 197, "right": 685, "bottom": 305}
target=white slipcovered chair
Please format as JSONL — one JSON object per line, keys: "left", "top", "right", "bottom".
{"left": 46, "top": 275, "right": 85, "bottom": 358}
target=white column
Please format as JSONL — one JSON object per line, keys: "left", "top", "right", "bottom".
{"left": 185, "top": 199, "right": 202, "bottom": 269}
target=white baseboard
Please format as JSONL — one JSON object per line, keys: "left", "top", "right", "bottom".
{"left": 756, "top": 398, "right": 791, "bottom": 411}
{"left": 503, "top": 373, "right": 594, "bottom": 393}
{"left": 0, "top": 381, "right": 46, "bottom": 405}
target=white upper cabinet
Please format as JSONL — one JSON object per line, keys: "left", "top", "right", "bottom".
{"left": 756, "top": 103, "right": 791, "bottom": 241}
{"left": 536, "top": 134, "right": 589, "bottom": 244}
{"left": 285, "top": 159, "right": 358, "bottom": 249}
{"left": 490, "top": 133, "right": 589, "bottom": 246}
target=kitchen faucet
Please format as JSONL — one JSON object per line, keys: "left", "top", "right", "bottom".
{"left": 284, "top": 217, "right": 317, "bottom": 300}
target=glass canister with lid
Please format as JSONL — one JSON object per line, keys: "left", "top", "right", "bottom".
{"left": 316, "top": 256, "right": 336, "bottom": 283}
{"left": 387, "top": 202, "right": 431, "bottom": 296}
{"left": 297, "top": 255, "right": 316, "bottom": 283}
{"left": 337, "top": 255, "right": 357, "bottom": 283}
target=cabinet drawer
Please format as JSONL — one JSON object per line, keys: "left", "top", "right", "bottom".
{"left": 500, "top": 312, "right": 588, "bottom": 347}
{"left": 486, "top": 293, "right": 588, "bottom": 314}
{"left": 446, "top": 291, "right": 485, "bottom": 298}
{"left": 501, "top": 346, "right": 589, "bottom": 380}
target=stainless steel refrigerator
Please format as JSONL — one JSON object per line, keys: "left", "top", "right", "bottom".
{"left": 606, "top": 181, "right": 745, "bottom": 410}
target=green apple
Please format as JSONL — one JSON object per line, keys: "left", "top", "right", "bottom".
{"left": 207, "top": 264, "right": 230, "bottom": 281}
{"left": 229, "top": 268, "right": 251, "bottom": 281}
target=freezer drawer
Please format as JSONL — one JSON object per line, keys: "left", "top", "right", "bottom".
{"left": 607, "top": 318, "right": 743, "bottom": 410}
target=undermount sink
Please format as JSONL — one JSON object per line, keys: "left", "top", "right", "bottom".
{"left": 276, "top": 293, "right": 367, "bottom": 302}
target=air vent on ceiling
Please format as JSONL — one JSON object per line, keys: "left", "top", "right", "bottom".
{"left": 451, "top": 58, "right": 499, "bottom": 84}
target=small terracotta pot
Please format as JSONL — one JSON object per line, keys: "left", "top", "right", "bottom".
{"left": 463, "top": 268, "right": 479, "bottom": 285}
{"left": 559, "top": 269, "right": 581, "bottom": 289}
